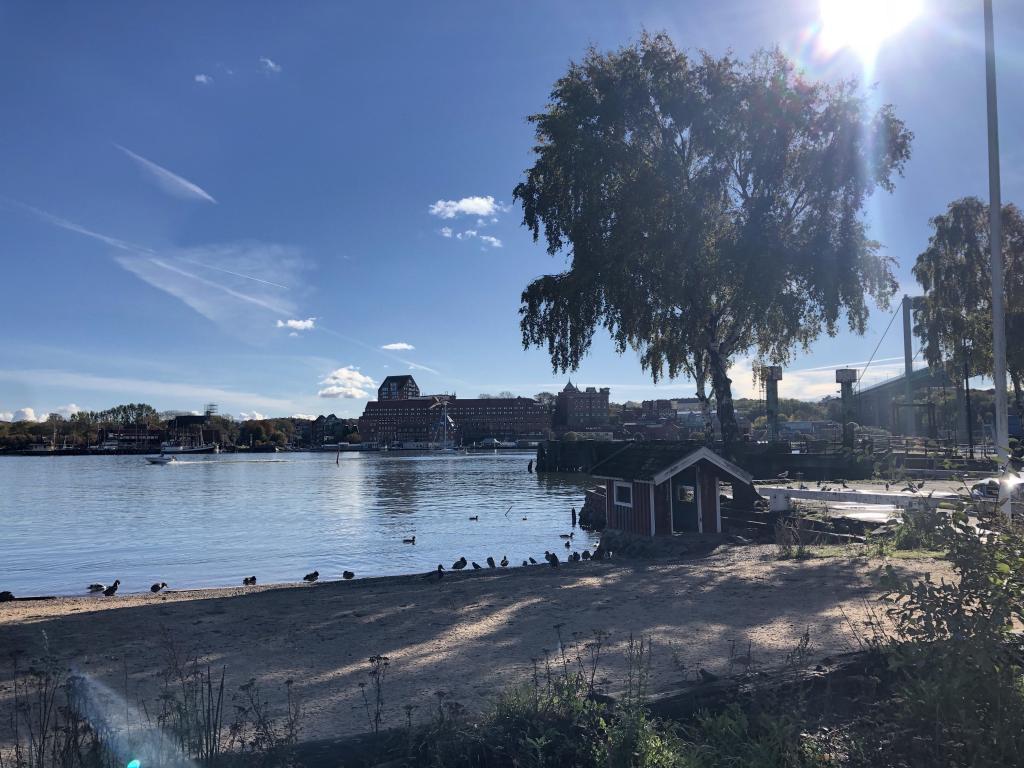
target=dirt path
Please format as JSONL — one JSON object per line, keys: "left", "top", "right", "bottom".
{"left": 0, "top": 546, "right": 947, "bottom": 742}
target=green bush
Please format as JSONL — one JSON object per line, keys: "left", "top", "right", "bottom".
{"left": 877, "top": 513, "right": 1024, "bottom": 766}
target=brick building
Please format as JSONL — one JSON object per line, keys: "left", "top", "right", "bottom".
{"left": 555, "top": 381, "right": 611, "bottom": 431}
{"left": 377, "top": 375, "right": 420, "bottom": 401}
{"left": 357, "top": 375, "right": 551, "bottom": 446}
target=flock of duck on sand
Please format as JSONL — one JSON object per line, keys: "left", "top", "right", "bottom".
{"left": 0, "top": 512, "right": 599, "bottom": 602}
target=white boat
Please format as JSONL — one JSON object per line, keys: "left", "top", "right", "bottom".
{"left": 145, "top": 455, "right": 176, "bottom": 465}
{"left": 160, "top": 441, "right": 219, "bottom": 454}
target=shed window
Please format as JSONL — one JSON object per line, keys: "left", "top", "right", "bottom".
{"left": 614, "top": 481, "right": 633, "bottom": 507}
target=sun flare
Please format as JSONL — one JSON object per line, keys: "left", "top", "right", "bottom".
{"left": 819, "top": 0, "right": 923, "bottom": 62}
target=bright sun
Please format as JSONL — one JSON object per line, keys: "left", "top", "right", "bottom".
{"left": 819, "top": 0, "right": 923, "bottom": 62}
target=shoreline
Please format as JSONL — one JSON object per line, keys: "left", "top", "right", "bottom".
{"left": 0, "top": 545, "right": 952, "bottom": 744}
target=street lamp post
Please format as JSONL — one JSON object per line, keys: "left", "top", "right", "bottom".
{"left": 983, "top": 0, "right": 1011, "bottom": 517}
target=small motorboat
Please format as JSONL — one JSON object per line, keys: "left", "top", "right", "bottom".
{"left": 145, "top": 455, "right": 176, "bottom": 465}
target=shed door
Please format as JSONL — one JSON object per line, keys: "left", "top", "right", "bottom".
{"left": 699, "top": 466, "right": 719, "bottom": 534}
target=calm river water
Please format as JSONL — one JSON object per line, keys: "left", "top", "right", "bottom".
{"left": 0, "top": 451, "right": 598, "bottom": 597}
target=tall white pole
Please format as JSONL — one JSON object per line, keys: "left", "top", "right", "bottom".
{"left": 983, "top": 0, "right": 1010, "bottom": 517}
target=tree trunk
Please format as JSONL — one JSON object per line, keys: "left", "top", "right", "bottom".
{"left": 1012, "top": 371, "right": 1023, "bottom": 419}
{"left": 692, "top": 359, "right": 714, "bottom": 441}
{"left": 707, "top": 347, "right": 740, "bottom": 449}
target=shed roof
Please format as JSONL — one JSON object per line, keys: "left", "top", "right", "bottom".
{"left": 591, "top": 444, "right": 753, "bottom": 486}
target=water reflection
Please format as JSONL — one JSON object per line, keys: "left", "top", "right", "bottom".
{"left": 0, "top": 451, "right": 598, "bottom": 596}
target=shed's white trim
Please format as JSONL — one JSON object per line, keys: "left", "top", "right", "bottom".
{"left": 652, "top": 446, "right": 754, "bottom": 486}
{"left": 613, "top": 480, "right": 633, "bottom": 508}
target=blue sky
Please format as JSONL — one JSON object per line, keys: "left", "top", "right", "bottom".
{"left": 1, "top": 0, "right": 1021, "bottom": 421}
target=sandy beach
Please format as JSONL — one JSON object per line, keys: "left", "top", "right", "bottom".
{"left": 0, "top": 545, "right": 950, "bottom": 743}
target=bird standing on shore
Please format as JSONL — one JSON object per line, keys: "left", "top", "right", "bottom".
{"left": 242, "top": 576, "right": 257, "bottom": 586}
{"left": 422, "top": 564, "right": 444, "bottom": 581}
{"left": 343, "top": 571, "right": 355, "bottom": 580}
{"left": 529, "top": 557, "right": 538, "bottom": 564}
{"left": 472, "top": 561, "right": 482, "bottom": 569}
{"left": 546, "top": 552, "right": 559, "bottom": 568}
{"left": 581, "top": 550, "right": 591, "bottom": 560}
{"left": 303, "top": 570, "right": 319, "bottom": 583}
{"left": 87, "top": 583, "right": 107, "bottom": 593}
{"left": 486, "top": 556, "right": 496, "bottom": 568}
{"left": 103, "top": 580, "right": 120, "bottom": 597}
{"left": 150, "top": 582, "right": 167, "bottom": 593}
{"left": 500, "top": 556, "right": 509, "bottom": 567}
{"left": 452, "top": 557, "right": 467, "bottom": 570}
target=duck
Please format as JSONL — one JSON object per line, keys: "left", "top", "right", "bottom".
{"left": 343, "top": 571, "right": 355, "bottom": 580}
{"left": 0, "top": 591, "right": 14, "bottom": 602}
{"left": 422, "top": 564, "right": 444, "bottom": 581}
{"left": 547, "top": 552, "right": 559, "bottom": 568}
{"left": 472, "top": 561, "right": 482, "bottom": 570}
{"left": 242, "top": 576, "right": 257, "bottom": 586}
{"left": 581, "top": 550, "right": 591, "bottom": 560}
{"left": 486, "top": 556, "right": 496, "bottom": 568}
{"left": 559, "top": 533, "right": 572, "bottom": 539}
{"left": 103, "top": 580, "right": 121, "bottom": 597}
{"left": 529, "top": 557, "right": 538, "bottom": 564}
{"left": 402, "top": 536, "right": 417, "bottom": 544}
{"left": 500, "top": 556, "right": 509, "bottom": 567}
{"left": 87, "top": 583, "right": 107, "bottom": 593}
{"left": 150, "top": 582, "right": 167, "bottom": 593}
{"left": 468, "top": 515, "right": 479, "bottom": 521}
{"left": 571, "top": 552, "right": 581, "bottom": 562}
{"left": 564, "top": 540, "right": 571, "bottom": 549}
{"left": 452, "top": 557, "right": 468, "bottom": 570}
{"left": 303, "top": 570, "right": 319, "bottom": 583}
{"left": 522, "top": 560, "right": 528, "bottom": 567}
{"left": 521, "top": 516, "right": 528, "bottom": 521}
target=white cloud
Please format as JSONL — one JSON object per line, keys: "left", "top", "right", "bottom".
{"left": 115, "top": 243, "right": 303, "bottom": 338}
{"left": 54, "top": 403, "right": 81, "bottom": 418}
{"left": 381, "top": 342, "right": 415, "bottom": 351}
{"left": 115, "top": 144, "right": 217, "bottom": 203}
{"left": 15, "top": 201, "right": 153, "bottom": 253}
{"left": 194, "top": 74, "right": 213, "bottom": 85}
{"left": 406, "top": 361, "right": 440, "bottom": 375}
{"left": 318, "top": 367, "right": 375, "bottom": 399}
{"left": 239, "top": 411, "right": 267, "bottom": 421}
{"left": 276, "top": 317, "right": 316, "bottom": 331}
{"left": 440, "top": 226, "right": 453, "bottom": 238}
{"left": 452, "top": 230, "right": 501, "bottom": 248}
{"left": 289, "top": 331, "right": 299, "bottom": 337}
{"left": 259, "top": 57, "right": 282, "bottom": 73}
{"left": 429, "top": 196, "right": 497, "bottom": 219}
{"left": 291, "top": 413, "right": 316, "bottom": 420}
{"left": 12, "top": 407, "right": 39, "bottom": 422}
{"left": 0, "top": 411, "right": 11, "bottom": 422}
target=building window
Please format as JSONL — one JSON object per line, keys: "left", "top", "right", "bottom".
{"left": 614, "top": 481, "right": 633, "bottom": 507}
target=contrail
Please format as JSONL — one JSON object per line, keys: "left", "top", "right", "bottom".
{"left": 180, "top": 257, "right": 290, "bottom": 290}
{"left": 115, "top": 143, "right": 218, "bottom": 203}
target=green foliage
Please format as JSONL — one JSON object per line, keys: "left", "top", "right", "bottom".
{"left": 890, "top": 504, "right": 947, "bottom": 552}
{"left": 913, "top": 197, "right": 1024, "bottom": 413}
{"left": 878, "top": 513, "right": 1024, "bottom": 766}
{"left": 514, "top": 33, "right": 911, "bottom": 443}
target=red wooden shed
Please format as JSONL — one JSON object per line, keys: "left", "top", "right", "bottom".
{"left": 591, "top": 445, "right": 757, "bottom": 536}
